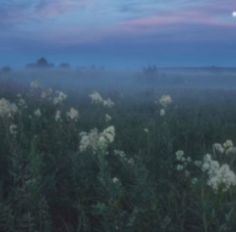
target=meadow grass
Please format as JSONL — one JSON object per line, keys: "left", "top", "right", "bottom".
{"left": 1, "top": 73, "right": 236, "bottom": 232}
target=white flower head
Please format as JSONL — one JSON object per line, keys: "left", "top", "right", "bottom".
{"left": 223, "top": 140, "right": 234, "bottom": 149}
{"left": 225, "top": 147, "right": 236, "bottom": 156}
{"left": 34, "top": 109, "right": 42, "bottom": 117}
{"left": 112, "top": 177, "right": 119, "bottom": 184}
{"left": 176, "top": 150, "right": 185, "bottom": 161}
{"left": 194, "top": 160, "right": 202, "bottom": 167}
{"left": 207, "top": 164, "right": 236, "bottom": 192}
{"left": 105, "top": 114, "right": 112, "bottom": 122}
{"left": 176, "top": 164, "right": 184, "bottom": 171}
{"left": 0, "top": 98, "right": 18, "bottom": 118}
{"left": 18, "top": 98, "right": 27, "bottom": 108}
{"left": 41, "top": 88, "right": 53, "bottom": 99}
{"left": 159, "top": 95, "right": 172, "bottom": 108}
{"left": 53, "top": 91, "right": 67, "bottom": 105}
{"left": 9, "top": 124, "right": 17, "bottom": 135}
{"left": 30, "top": 80, "right": 40, "bottom": 89}
{"left": 192, "top": 178, "right": 198, "bottom": 185}
{"left": 55, "top": 110, "right": 61, "bottom": 122}
{"left": 201, "top": 153, "right": 236, "bottom": 192}
{"left": 160, "top": 108, "right": 166, "bottom": 117}
{"left": 103, "top": 98, "right": 115, "bottom": 108}
{"left": 213, "top": 143, "right": 225, "bottom": 155}
{"left": 89, "top": 91, "right": 114, "bottom": 108}
{"left": 67, "top": 107, "right": 79, "bottom": 121}
{"left": 89, "top": 92, "right": 103, "bottom": 104}
{"left": 79, "top": 126, "right": 115, "bottom": 153}
{"left": 114, "top": 149, "right": 126, "bottom": 158}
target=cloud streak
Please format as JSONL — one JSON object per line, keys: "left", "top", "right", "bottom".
{"left": 1, "top": 0, "right": 236, "bottom": 67}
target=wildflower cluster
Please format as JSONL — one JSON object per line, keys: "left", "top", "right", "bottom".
{"left": 176, "top": 142, "right": 236, "bottom": 193}
{"left": 105, "top": 113, "right": 112, "bottom": 122}
{"left": 53, "top": 91, "right": 68, "bottom": 105}
{"left": 89, "top": 91, "right": 115, "bottom": 108}
{"left": 175, "top": 150, "right": 191, "bottom": 172}
{"left": 0, "top": 98, "right": 18, "bottom": 118}
{"left": 159, "top": 95, "right": 173, "bottom": 108}
{"left": 30, "top": 81, "right": 68, "bottom": 106}
{"left": 202, "top": 154, "right": 236, "bottom": 192}
{"left": 114, "top": 149, "right": 135, "bottom": 165}
{"left": 213, "top": 140, "right": 236, "bottom": 156}
{"left": 79, "top": 126, "right": 115, "bottom": 153}
{"left": 66, "top": 107, "right": 79, "bottom": 121}
{"left": 158, "top": 94, "right": 172, "bottom": 116}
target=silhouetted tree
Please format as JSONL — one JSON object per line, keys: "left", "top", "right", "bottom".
{"left": 26, "top": 57, "right": 54, "bottom": 69}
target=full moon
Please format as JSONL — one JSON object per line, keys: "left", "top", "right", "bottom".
{"left": 233, "top": 11, "right": 236, "bottom": 17}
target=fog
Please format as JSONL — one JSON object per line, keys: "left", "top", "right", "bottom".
{"left": 1, "top": 67, "right": 236, "bottom": 96}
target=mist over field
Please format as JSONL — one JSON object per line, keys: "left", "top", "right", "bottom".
{"left": 1, "top": 0, "right": 236, "bottom": 232}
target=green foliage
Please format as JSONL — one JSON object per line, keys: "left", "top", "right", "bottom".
{"left": 1, "top": 82, "right": 236, "bottom": 231}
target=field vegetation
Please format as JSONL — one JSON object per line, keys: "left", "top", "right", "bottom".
{"left": 1, "top": 69, "right": 236, "bottom": 231}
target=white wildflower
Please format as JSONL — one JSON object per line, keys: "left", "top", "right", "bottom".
{"left": 112, "top": 177, "right": 119, "bottom": 184}
{"left": 41, "top": 88, "right": 53, "bottom": 99}
{"left": 89, "top": 92, "right": 103, "bottom": 104}
{"left": 176, "top": 164, "right": 184, "bottom": 171}
{"left": 127, "top": 158, "right": 135, "bottom": 165}
{"left": 18, "top": 98, "right": 27, "bottom": 108}
{"left": 9, "top": 124, "right": 17, "bottom": 135}
{"left": 159, "top": 95, "right": 172, "bottom": 108}
{"left": 79, "top": 129, "right": 99, "bottom": 152}
{"left": 98, "top": 126, "right": 115, "bottom": 149}
{"left": 207, "top": 164, "right": 236, "bottom": 192}
{"left": 103, "top": 98, "right": 115, "bottom": 108}
{"left": 160, "top": 108, "right": 166, "bottom": 117}
{"left": 176, "top": 150, "right": 185, "bottom": 161}
{"left": 41, "top": 91, "right": 47, "bottom": 99}
{"left": 34, "top": 109, "right": 42, "bottom": 117}
{"left": 30, "top": 80, "right": 40, "bottom": 89}
{"left": 201, "top": 153, "right": 236, "bottom": 192}
{"left": 114, "top": 149, "right": 126, "bottom": 158}
{"left": 89, "top": 91, "right": 115, "bottom": 108}
{"left": 187, "top": 157, "right": 192, "bottom": 163}
{"left": 223, "top": 140, "right": 234, "bottom": 149}
{"left": 192, "top": 178, "right": 198, "bottom": 185}
{"left": 105, "top": 114, "right": 112, "bottom": 122}
{"left": 144, "top": 128, "right": 149, "bottom": 133}
{"left": 53, "top": 91, "right": 67, "bottom": 105}
{"left": 213, "top": 143, "right": 225, "bottom": 155}
{"left": 79, "top": 126, "right": 115, "bottom": 153}
{"left": 66, "top": 107, "right": 79, "bottom": 121}
{"left": 225, "top": 147, "right": 236, "bottom": 156}
{"left": 55, "top": 110, "right": 61, "bottom": 122}
{"left": 0, "top": 98, "right": 18, "bottom": 117}
{"left": 194, "top": 160, "right": 202, "bottom": 167}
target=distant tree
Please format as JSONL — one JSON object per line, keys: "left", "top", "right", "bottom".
{"left": 25, "top": 57, "right": 54, "bottom": 69}
{"left": 37, "top": 57, "right": 48, "bottom": 66}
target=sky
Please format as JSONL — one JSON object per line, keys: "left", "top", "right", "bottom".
{"left": 0, "top": 0, "right": 236, "bottom": 69}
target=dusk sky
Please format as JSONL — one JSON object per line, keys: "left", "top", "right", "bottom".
{"left": 1, "top": 0, "right": 236, "bottom": 69}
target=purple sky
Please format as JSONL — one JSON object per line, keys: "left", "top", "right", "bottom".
{"left": 1, "top": 0, "right": 236, "bottom": 68}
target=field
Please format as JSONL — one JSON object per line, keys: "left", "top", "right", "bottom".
{"left": 1, "top": 69, "right": 236, "bottom": 232}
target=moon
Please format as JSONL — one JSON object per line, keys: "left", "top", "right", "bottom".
{"left": 232, "top": 11, "right": 236, "bottom": 17}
